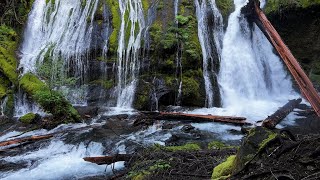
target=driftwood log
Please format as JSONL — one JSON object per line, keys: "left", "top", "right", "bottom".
{"left": 262, "top": 99, "right": 302, "bottom": 129}
{"left": 242, "top": 0, "right": 320, "bottom": 117}
{"left": 137, "top": 112, "right": 250, "bottom": 126}
{"left": 0, "top": 124, "right": 101, "bottom": 148}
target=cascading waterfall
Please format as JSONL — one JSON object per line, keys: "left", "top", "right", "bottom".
{"left": 0, "top": 97, "right": 7, "bottom": 115}
{"left": 195, "top": 0, "right": 224, "bottom": 108}
{"left": 218, "top": 0, "right": 295, "bottom": 112}
{"left": 116, "top": 0, "right": 146, "bottom": 108}
{"left": 19, "top": 0, "right": 99, "bottom": 106}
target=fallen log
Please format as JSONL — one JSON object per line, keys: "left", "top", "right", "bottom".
{"left": 242, "top": 0, "right": 320, "bottom": 117}
{"left": 262, "top": 98, "right": 302, "bottom": 129}
{"left": 0, "top": 124, "right": 101, "bottom": 148}
{"left": 138, "top": 112, "right": 250, "bottom": 126}
{"left": 0, "top": 134, "right": 53, "bottom": 147}
{"left": 83, "top": 154, "right": 133, "bottom": 165}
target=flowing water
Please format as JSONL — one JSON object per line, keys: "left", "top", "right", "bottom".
{"left": 191, "top": 0, "right": 298, "bottom": 121}
{"left": 0, "top": 0, "right": 303, "bottom": 179}
{"left": 195, "top": 0, "right": 224, "bottom": 108}
{"left": 116, "top": 0, "right": 146, "bottom": 108}
{"left": 18, "top": 0, "right": 99, "bottom": 107}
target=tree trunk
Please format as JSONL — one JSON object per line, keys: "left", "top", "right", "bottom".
{"left": 243, "top": 0, "right": 320, "bottom": 117}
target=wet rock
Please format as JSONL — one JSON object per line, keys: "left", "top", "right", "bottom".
{"left": 181, "top": 124, "right": 195, "bottom": 133}
{"left": 75, "top": 106, "right": 99, "bottom": 119}
{"left": 0, "top": 160, "right": 28, "bottom": 173}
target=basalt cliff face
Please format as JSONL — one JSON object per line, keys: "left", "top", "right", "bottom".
{"left": 0, "top": 0, "right": 319, "bottom": 120}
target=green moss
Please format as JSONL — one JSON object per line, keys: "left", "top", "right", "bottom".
{"left": 258, "top": 132, "right": 277, "bottom": 151}
{"left": 0, "top": 85, "right": 6, "bottom": 99}
{"left": 0, "top": 25, "right": 18, "bottom": 83}
{"left": 128, "top": 160, "right": 170, "bottom": 180}
{"left": 19, "top": 73, "right": 80, "bottom": 123}
{"left": 265, "top": 0, "right": 320, "bottom": 14}
{"left": 216, "top": 0, "right": 234, "bottom": 19}
{"left": 90, "top": 79, "right": 114, "bottom": 89}
{"left": 105, "top": 0, "right": 121, "bottom": 55}
{"left": 165, "top": 143, "right": 201, "bottom": 152}
{"left": 208, "top": 141, "right": 230, "bottom": 150}
{"left": 19, "top": 113, "right": 36, "bottom": 124}
{"left": 212, "top": 155, "right": 236, "bottom": 180}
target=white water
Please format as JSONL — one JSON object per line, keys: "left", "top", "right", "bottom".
{"left": 190, "top": 0, "right": 298, "bottom": 122}
{"left": 195, "top": 0, "right": 224, "bottom": 107}
{"left": 116, "top": 0, "right": 146, "bottom": 108}
{"left": 1, "top": 141, "right": 124, "bottom": 180}
{"left": 19, "top": 0, "right": 99, "bottom": 106}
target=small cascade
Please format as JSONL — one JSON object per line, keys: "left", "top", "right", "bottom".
{"left": 195, "top": 0, "right": 224, "bottom": 107}
{"left": 14, "top": 91, "right": 45, "bottom": 117}
{"left": 116, "top": 0, "right": 146, "bottom": 108}
{"left": 218, "top": 0, "right": 294, "bottom": 108}
{"left": 0, "top": 97, "right": 7, "bottom": 115}
{"left": 174, "top": 0, "right": 183, "bottom": 106}
{"left": 19, "top": 0, "right": 99, "bottom": 106}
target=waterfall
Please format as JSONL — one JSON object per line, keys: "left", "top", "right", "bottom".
{"left": 174, "top": 0, "right": 183, "bottom": 106}
{"left": 218, "top": 0, "right": 294, "bottom": 109}
{"left": 116, "top": 0, "right": 146, "bottom": 108}
{"left": 195, "top": 0, "right": 224, "bottom": 108}
{"left": 19, "top": 0, "right": 99, "bottom": 106}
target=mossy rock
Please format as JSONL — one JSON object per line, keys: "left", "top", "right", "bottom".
{"left": 233, "top": 127, "right": 278, "bottom": 173}
{"left": 19, "top": 113, "right": 40, "bottom": 124}
{"left": 211, "top": 155, "right": 236, "bottom": 180}
{"left": 19, "top": 73, "right": 81, "bottom": 124}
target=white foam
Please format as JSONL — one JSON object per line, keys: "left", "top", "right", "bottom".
{"left": 2, "top": 141, "right": 123, "bottom": 180}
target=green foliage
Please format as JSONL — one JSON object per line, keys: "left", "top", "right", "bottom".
{"left": 211, "top": 155, "right": 236, "bottom": 180}
{"left": 182, "top": 76, "right": 200, "bottom": 97}
{"left": 19, "top": 113, "right": 36, "bottom": 124}
{"left": 19, "top": 73, "right": 80, "bottom": 123}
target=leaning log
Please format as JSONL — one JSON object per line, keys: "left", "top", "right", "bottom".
{"left": 262, "top": 98, "right": 302, "bottom": 129}
{"left": 83, "top": 154, "right": 133, "bottom": 165}
{"left": 242, "top": 0, "right": 320, "bottom": 117}
{"left": 138, "top": 112, "right": 250, "bottom": 126}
